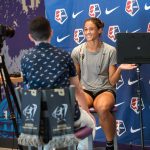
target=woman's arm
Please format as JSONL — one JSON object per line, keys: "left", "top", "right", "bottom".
{"left": 109, "top": 64, "right": 137, "bottom": 86}
{"left": 74, "top": 63, "right": 81, "bottom": 80}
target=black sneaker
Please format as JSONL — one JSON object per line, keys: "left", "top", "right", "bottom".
{"left": 106, "top": 145, "right": 114, "bottom": 150}
{"left": 106, "top": 141, "right": 114, "bottom": 150}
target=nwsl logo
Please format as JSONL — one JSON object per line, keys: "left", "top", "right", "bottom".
{"left": 147, "top": 23, "right": 150, "bottom": 32}
{"left": 125, "top": 0, "right": 140, "bottom": 16}
{"left": 130, "top": 97, "right": 145, "bottom": 114}
{"left": 108, "top": 25, "right": 120, "bottom": 42}
{"left": 89, "top": 4, "right": 101, "bottom": 18}
{"left": 74, "top": 29, "right": 85, "bottom": 44}
{"left": 116, "top": 120, "right": 126, "bottom": 137}
{"left": 55, "top": 9, "right": 68, "bottom": 24}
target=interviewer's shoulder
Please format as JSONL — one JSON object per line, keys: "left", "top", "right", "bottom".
{"left": 53, "top": 46, "right": 70, "bottom": 56}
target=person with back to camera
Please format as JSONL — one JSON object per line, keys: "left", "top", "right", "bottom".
{"left": 71, "top": 17, "right": 137, "bottom": 150}
{"left": 20, "top": 16, "right": 95, "bottom": 150}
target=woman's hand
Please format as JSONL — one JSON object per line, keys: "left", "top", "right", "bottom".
{"left": 119, "top": 64, "right": 137, "bottom": 70}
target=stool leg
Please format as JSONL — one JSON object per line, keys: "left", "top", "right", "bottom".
{"left": 113, "top": 134, "right": 118, "bottom": 150}
{"left": 77, "top": 135, "right": 93, "bottom": 150}
{"left": 68, "top": 145, "right": 76, "bottom": 150}
{"left": 88, "top": 134, "right": 93, "bottom": 150}
{"left": 113, "top": 112, "right": 118, "bottom": 150}
{"left": 72, "top": 144, "right": 77, "bottom": 150}
{"left": 28, "top": 146, "right": 32, "bottom": 150}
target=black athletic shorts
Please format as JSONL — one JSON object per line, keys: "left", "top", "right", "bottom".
{"left": 83, "top": 89, "right": 116, "bottom": 100}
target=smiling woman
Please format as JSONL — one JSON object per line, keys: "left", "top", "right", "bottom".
{"left": 71, "top": 17, "right": 137, "bottom": 150}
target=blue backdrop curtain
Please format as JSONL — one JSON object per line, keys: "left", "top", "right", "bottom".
{"left": 44, "top": 0, "right": 150, "bottom": 146}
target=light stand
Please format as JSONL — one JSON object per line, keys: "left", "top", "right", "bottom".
{"left": 136, "top": 65, "right": 144, "bottom": 150}
{"left": 0, "top": 37, "right": 23, "bottom": 150}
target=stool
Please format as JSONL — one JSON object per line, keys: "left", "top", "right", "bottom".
{"left": 89, "top": 107, "right": 118, "bottom": 150}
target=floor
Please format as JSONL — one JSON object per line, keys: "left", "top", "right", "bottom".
{"left": 0, "top": 138, "right": 150, "bottom": 150}
{"left": 1, "top": 146, "right": 150, "bottom": 150}
{"left": 0, "top": 149, "right": 17, "bottom": 150}
{"left": 0, "top": 147, "right": 104, "bottom": 150}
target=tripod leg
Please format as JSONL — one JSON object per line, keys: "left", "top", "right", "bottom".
{"left": 1, "top": 56, "right": 21, "bottom": 116}
{"left": 0, "top": 66, "right": 23, "bottom": 150}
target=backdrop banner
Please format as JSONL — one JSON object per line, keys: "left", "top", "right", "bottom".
{"left": 44, "top": 0, "right": 150, "bottom": 146}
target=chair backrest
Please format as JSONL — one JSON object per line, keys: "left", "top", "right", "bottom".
{"left": 42, "top": 86, "right": 75, "bottom": 138}
{"left": 16, "top": 86, "right": 78, "bottom": 148}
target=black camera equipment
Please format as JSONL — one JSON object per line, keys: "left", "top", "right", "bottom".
{"left": 0, "top": 24, "right": 15, "bottom": 50}
{"left": 117, "top": 33, "right": 150, "bottom": 150}
{"left": 0, "top": 24, "right": 22, "bottom": 150}
{"left": 0, "top": 24, "right": 15, "bottom": 38}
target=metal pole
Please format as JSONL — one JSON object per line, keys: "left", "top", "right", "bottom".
{"left": 136, "top": 65, "right": 144, "bottom": 150}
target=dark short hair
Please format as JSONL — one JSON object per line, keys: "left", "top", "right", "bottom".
{"left": 29, "top": 16, "right": 51, "bottom": 41}
{"left": 84, "top": 17, "right": 104, "bottom": 29}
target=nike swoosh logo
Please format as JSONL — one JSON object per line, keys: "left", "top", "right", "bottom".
{"left": 144, "top": 3, "right": 150, "bottom": 10}
{"left": 72, "top": 10, "right": 84, "bottom": 19}
{"left": 96, "top": 126, "right": 101, "bottom": 130}
{"left": 57, "top": 35, "right": 70, "bottom": 43}
{"left": 115, "top": 102, "right": 125, "bottom": 107}
{"left": 128, "top": 78, "right": 143, "bottom": 86}
{"left": 132, "top": 28, "right": 141, "bottom": 33}
{"left": 126, "top": 28, "right": 141, "bottom": 33}
{"left": 130, "top": 126, "right": 146, "bottom": 133}
{"left": 105, "top": 6, "right": 120, "bottom": 15}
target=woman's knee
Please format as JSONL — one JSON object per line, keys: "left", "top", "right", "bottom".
{"left": 94, "top": 96, "right": 115, "bottom": 113}
{"left": 94, "top": 102, "right": 110, "bottom": 113}
{"left": 95, "top": 104, "right": 114, "bottom": 122}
